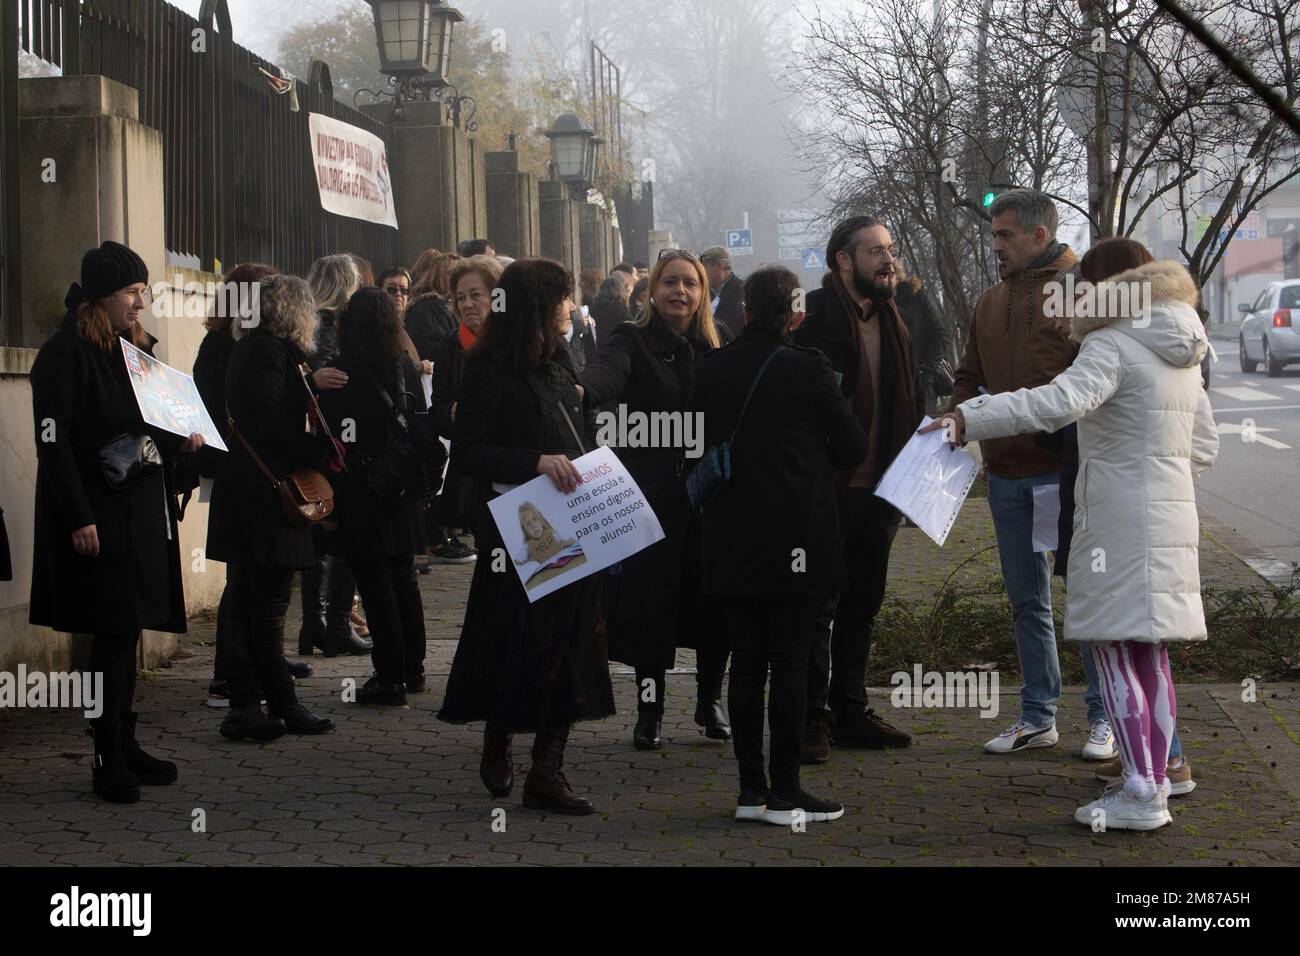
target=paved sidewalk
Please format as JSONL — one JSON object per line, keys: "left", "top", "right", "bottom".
{"left": 1, "top": 554, "right": 1297, "bottom": 866}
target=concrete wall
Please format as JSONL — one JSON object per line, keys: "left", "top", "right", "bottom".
{"left": 18, "top": 76, "right": 166, "bottom": 349}
{"left": 1, "top": 75, "right": 223, "bottom": 674}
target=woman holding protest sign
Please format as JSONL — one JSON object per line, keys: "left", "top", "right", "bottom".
{"left": 30, "top": 241, "right": 206, "bottom": 803}
{"left": 578, "top": 249, "right": 730, "bottom": 751}
{"left": 438, "top": 258, "right": 615, "bottom": 816}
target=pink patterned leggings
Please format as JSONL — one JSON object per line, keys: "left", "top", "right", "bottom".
{"left": 1089, "top": 641, "right": 1177, "bottom": 801}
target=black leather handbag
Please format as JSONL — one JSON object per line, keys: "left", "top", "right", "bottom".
{"left": 98, "top": 433, "right": 163, "bottom": 490}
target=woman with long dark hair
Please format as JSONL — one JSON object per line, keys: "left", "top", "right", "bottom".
{"left": 319, "top": 288, "right": 432, "bottom": 704}
{"left": 578, "top": 249, "right": 731, "bottom": 751}
{"left": 438, "top": 258, "right": 615, "bottom": 815}
{"left": 30, "top": 242, "right": 206, "bottom": 802}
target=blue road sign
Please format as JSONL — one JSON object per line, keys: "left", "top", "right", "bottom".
{"left": 724, "top": 229, "right": 754, "bottom": 256}
{"left": 802, "top": 249, "right": 825, "bottom": 271}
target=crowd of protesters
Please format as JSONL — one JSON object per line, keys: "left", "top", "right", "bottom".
{"left": 29, "top": 192, "right": 1217, "bottom": 830}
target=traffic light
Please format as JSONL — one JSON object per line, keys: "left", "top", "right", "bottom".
{"left": 982, "top": 190, "right": 997, "bottom": 208}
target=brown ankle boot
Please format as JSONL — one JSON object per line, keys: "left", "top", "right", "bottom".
{"left": 523, "top": 728, "right": 593, "bottom": 815}
{"left": 480, "top": 723, "right": 515, "bottom": 797}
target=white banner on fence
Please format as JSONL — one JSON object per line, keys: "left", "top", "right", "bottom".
{"left": 308, "top": 112, "right": 398, "bottom": 229}
{"left": 487, "top": 446, "right": 665, "bottom": 603}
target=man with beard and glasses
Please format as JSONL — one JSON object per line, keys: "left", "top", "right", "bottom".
{"left": 794, "top": 217, "right": 924, "bottom": 760}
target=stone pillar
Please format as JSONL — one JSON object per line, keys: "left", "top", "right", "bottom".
{"left": 579, "top": 202, "right": 612, "bottom": 277}
{"left": 539, "top": 180, "right": 581, "bottom": 276}
{"left": 363, "top": 101, "right": 485, "bottom": 264}
{"left": 484, "top": 150, "right": 540, "bottom": 259}
{"left": 18, "top": 75, "right": 166, "bottom": 348}
{"left": 648, "top": 229, "right": 676, "bottom": 263}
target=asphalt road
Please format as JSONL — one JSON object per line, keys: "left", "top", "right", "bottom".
{"left": 1199, "top": 335, "right": 1300, "bottom": 577}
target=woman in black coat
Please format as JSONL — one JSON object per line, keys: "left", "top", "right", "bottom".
{"left": 208, "top": 274, "right": 338, "bottom": 742}
{"left": 578, "top": 249, "right": 730, "bottom": 751}
{"left": 298, "top": 255, "right": 369, "bottom": 658}
{"left": 690, "top": 266, "right": 867, "bottom": 825}
{"left": 318, "top": 288, "right": 432, "bottom": 705}
{"left": 29, "top": 242, "right": 205, "bottom": 803}
{"left": 438, "top": 258, "right": 615, "bottom": 816}
{"left": 190, "top": 263, "right": 311, "bottom": 706}
{"left": 428, "top": 256, "right": 503, "bottom": 547}
{"left": 405, "top": 251, "right": 461, "bottom": 361}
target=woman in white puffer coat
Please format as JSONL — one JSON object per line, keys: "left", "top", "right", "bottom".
{"left": 926, "top": 238, "right": 1219, "bottom": 831}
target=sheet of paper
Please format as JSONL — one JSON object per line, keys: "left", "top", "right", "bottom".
{"left": 873, "top": 416, "right": 978, "bottom": 547}
{"left": 1031, "top": 483, "right": 1061, "bottom": 553}
{"left": 119, "top": 339, "right": 228, "bottom": 452}
{"left": 487, "top": 446, "right": 665, "bottom": 602}
{"left": 421, "top": 371, "right": 433, "bottom": 409}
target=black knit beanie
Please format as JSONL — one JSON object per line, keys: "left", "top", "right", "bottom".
{"left": 65, "top": 241, "right": 149, "bottom": 311}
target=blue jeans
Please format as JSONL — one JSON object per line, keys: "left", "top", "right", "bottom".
{"left": 1080, "top": 644, "right": 1184, "bottom": 757}
{"left": 988, "top": 472, "right": 1061, "bottom": 727}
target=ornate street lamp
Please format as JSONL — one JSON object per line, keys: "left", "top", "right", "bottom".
{"left": 546, "top": 113, "right": 596, "bottom": 183}
{"left": 368, "top": 0, "right": 462, "bottom": 84}
{"left": 360, "top": 1, "right": 476, "bottom": 128}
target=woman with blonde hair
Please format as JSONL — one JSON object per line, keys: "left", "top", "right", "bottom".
{"left": 299, "top": 254, "right": 369, "bottom": 658}
{"left": 30, "top": 242, "right": 206, "bottom": 802}
{"left": 209, "top": 274, "right": 341, "bottom": 741}
{"left": 579, "top": 249, "right": 729, "bottom": 750}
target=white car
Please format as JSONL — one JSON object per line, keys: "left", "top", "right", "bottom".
{"left": 1238, "top": 281, "right": 1300, "bottom": 376}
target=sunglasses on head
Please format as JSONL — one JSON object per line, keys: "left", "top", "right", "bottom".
{"left": 657, "top": 248, "right": 700, "bottom": 262}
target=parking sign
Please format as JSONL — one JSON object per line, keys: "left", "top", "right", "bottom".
{"left": 724, "top": 229, "right": 754, "bottom": 257}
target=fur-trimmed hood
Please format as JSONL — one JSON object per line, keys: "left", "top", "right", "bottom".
{"left": 1069, "top": 259, "right": 1208, "bottom": 369}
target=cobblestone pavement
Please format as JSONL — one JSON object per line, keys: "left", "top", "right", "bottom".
{"left": 1, "top": 557, "right": 1297, "bottom": 867}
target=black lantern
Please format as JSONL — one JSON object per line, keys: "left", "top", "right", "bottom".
{"left": 546, "top": 113, "right": 596, "bottom": 183}
{"left": 368, "top": 0, "right": 463, "bottom": 86}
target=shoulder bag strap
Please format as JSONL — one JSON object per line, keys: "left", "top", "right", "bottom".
{"left": 297, "top": 362, "right": 346, "bottom": 472}
{"left": 556, "top": 400, "right": 588, "bottom": 456}
{"left": 727, "top": 346, "right": 784, "bottom": 444}
{"left": 226, "top": 402, "right": 282, "bottom": 489}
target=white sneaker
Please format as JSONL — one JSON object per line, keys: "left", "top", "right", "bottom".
{"left": 1081, "top": 719, "right": 1118, "bottom": 760}
{"left": 984, "top": 718, "right": 1059, "bottom": 754}
{"left": 1074, "top": 786, "right": 1171, "bottom": 830}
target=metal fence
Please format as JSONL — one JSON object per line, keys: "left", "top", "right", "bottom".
{"left": 13, "top": 0, "right": 395, "bottom": 280}
{"left": 2, "top": 4, "right": 22, "bottom": 346}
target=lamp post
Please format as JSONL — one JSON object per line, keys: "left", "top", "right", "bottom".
{"left": 360, "top": 0, "right": 476, "bottom": 129}
{"left": 546, "top": 113, "right": 597, "bottom": 198}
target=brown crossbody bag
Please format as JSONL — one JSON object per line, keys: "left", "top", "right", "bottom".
{"left": 227, "top": 362, "right": 340, "bottom": 528}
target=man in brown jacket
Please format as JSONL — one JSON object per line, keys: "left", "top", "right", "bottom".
{"left": 949, "top": 189, "right": 1077, "bottom": 755}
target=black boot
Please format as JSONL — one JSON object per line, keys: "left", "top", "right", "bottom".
{"left": 357, "top": 676, "right": 407, "bottom": 706}
{"left": 220, "top": 704, "right": 285, "bottom": 742}
{"left": 297, "top": 560, "right": 327, "bottom": 655}
{"left": 523, "top": 728, "right": 593, "bottom": 815}
{"left": 273, "top": 703, "right": 335, "bottom": 735}
{"left": 694, "top": 699, "right": 732, "bottom": 741}
{"left": 480, "top": 723, "right": 515, "bottom": 798}
{"left": 89, "top": 718, "right": 141, "bottom": 803}
{"left": 284, "top": 657, "right": 313, "bottom": 679}
{"left": 633, "top": 712, "right": 662, "bottom": 750}
{"left": 321, "top": 623, "right": 373, "bottom": 657}
{"left": 120, "top": 712, "right": 178, "bottom": 785}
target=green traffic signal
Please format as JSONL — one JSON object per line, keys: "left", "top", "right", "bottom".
{"left": 982, "top": 191, "right": 997, "bottom": 208}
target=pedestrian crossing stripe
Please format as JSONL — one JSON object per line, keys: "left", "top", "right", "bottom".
{"left": 1284, "top": 384, "right": 1300, "bottom": 393}
{"left": 1211, "top": 386, "right": 1283, "bottom": 402}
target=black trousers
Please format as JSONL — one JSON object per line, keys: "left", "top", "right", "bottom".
{"left": 808, "top": 488, "right": 900, "bottom": 723}
{"left": 349, "top": 550, "right": 426, "bottom": 684}
{"left": 88, "top": 630, "right": 141, "bottom": 721}
{"left": 635, "top": 642, "right": 728, "bottom": 718}
{"left": 224, "top": 560, "right": 297, "bottom": 712}
{"left": 212, "top": 585, "right": 231, "bottom": 683}
{"left": 725, "top": 598, "right": 820, "bottom": 798}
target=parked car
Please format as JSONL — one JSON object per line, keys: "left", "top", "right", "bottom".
{"left": 1238, "top": 281, "right": 1300, "bottom": 376}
